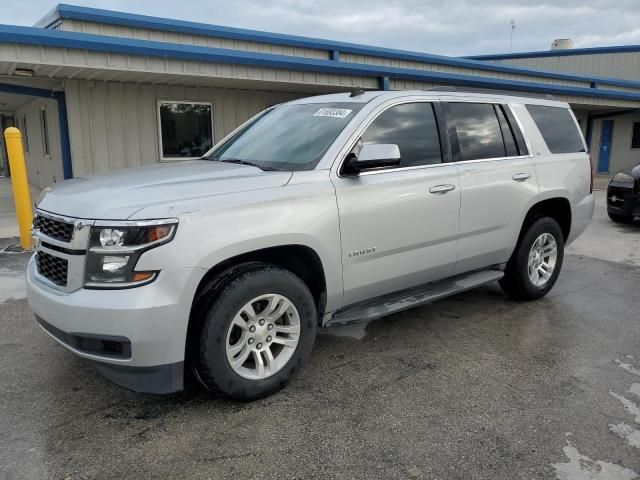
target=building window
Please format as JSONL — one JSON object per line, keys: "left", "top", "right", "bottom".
{"left": 21, "top": 115, "right": 29, "bottom": 154}
{"left": 632, "top": 122, "right": 640, "bottom": 149}
{"left": 158, "top": 101, "right": 213, "bottom": 159}
{"left": 40, "top": 107, "right": 50, "bottom": 156}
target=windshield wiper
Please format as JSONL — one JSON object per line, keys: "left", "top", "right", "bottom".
{"left": 218, "top": 158, "right": 274, "bottom": 171}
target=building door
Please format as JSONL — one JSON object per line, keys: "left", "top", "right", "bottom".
{"left": 598, "top": 119, "right": 614, "bottom": 174}
{"left": 0, "top": 113, "right": 16, "bottom": 177}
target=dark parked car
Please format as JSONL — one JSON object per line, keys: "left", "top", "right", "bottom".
{"left": 607, "top": 162, "right": 640, "bottom": 223}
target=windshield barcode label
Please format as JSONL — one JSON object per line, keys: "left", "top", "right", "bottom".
{"left": 314, "top": 108, "right": 353, "bottom": 118}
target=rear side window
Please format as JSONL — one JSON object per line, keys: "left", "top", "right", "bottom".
{"left": 361, "top": 102, "right": 442, "bottom": 167}
{"left": 447, "top": 103, "right": 506, "bottom": 161}
{"left": 526, "top": 105, "right": 585, "bottom": 154}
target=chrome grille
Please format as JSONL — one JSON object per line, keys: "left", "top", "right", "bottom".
{"left": 33, "top": 215, "right": 74, "bottom": 242}
{"left": 36, "top": 251, "right": 69, "bottom": 287}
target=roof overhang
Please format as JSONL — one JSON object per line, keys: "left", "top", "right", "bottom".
{"left": 2, "top": 25, "right": 640, "bottom": 108}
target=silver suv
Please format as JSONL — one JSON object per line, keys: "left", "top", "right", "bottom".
{"left": 28, "top": 90, "right": 595, "bottom": 400}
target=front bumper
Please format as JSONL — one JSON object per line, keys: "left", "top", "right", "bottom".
{"left": 27, "top": 256, "right": 203, "bottom": 393}
{"left": 607, "top": 184, "right": 640, "bottom": 218}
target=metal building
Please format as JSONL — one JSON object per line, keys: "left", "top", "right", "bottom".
{"left": 2, "top": 5, "right": 640, "bottom": 188}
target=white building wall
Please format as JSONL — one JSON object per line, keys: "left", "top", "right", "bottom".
{"left": 598, "top": 114, "right": 640, "bottom": 174}
{"left": 14, "top": 97, "right": 63, "bottom": 188}
{"left": 487, "top": 52, "right": 640, "bottom": 83}
{"left": 64, "top": 79, "right": 305, "bottom": 176}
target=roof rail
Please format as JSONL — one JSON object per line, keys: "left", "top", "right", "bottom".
{"left": 428, "top": 86, "right": 458, "bottom": 92}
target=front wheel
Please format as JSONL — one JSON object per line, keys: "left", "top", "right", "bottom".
{"left": 195, "top": 265, "right": 317, "bottom": 400}
{"left": 500, "top": 217, "right": 564, "bottom": 301}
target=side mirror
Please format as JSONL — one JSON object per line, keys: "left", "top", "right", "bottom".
{"left": 343, "top": 144, "right": 401, "bottom": 175}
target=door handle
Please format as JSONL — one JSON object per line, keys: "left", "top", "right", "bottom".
{"left": 429, "top": 184, "right": 456, "bottom": 194}
{"left": 512, "top": 172, "right": 531, "bottom": 182}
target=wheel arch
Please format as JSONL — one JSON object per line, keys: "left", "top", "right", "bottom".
{"left": 518, "top": 196, "right": 572, "bottom": 245}
{"left": 185, "top": 244, "right": 328, "bottom": 367}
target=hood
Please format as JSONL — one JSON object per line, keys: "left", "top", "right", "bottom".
{"left": 37, "top": 160, "right": 292, "bottom": 220}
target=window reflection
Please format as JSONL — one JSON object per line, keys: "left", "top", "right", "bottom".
{"left": 448, "top": 103, "right": 506, "bottom": 161}
{"left": 361, "top": 103, "right": 442, "bottom": 167}
{"left": 159, "top": 102, "right": 213, "bottom": 159}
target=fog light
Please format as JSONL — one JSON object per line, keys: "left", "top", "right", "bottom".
{"left": 101, "top": 255, "right": 129, "bottom": 272}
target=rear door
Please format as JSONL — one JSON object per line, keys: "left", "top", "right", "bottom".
{"left": 442, "top": 100, "right": 537, "bottom": 274}
{"left": 332, "top": 100, "right": 461, "bottom": 307}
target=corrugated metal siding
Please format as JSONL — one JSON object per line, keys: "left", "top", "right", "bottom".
{"left": 340, "top": 53, "right": 590, "bottom": 88}
{"left": 59, "top": 19, "right": 331, "bottom": 60}
{"left": 488, "top": 52, "right": 640, "bottom": 83}
{"left": 0, "top": 42, "right": 376, "bottom": 90}
{"left": 65, "top": 79, "right": 303, "bottom": 176}
{"left": 15, "top": 97, "right": 63, "bottom": 188}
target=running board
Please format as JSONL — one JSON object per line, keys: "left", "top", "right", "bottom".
{"left": 325, "top": 269, "right": 504, "bottom": 327}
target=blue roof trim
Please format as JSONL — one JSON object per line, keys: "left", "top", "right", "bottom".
{"left": 467, "top": 44, "right": 640, "bottom": 61}
{"left": 4, "top": 25, "right": 640, "bottom": 103}
{"left": 31, "top": 4, "right": 640, "bottom": 90}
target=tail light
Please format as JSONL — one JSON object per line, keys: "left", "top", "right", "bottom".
{"left": 588, "top": 154, "right": 594, "bottom": 194}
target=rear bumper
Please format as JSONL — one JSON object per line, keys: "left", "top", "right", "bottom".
{"left": 607, "top": 184, "right": 640, "bottom": 217}
{"left": 567, "top": 193, "right": 595, "bottom": 245}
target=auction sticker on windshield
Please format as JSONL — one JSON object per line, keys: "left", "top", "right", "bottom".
{"left": 314, "top": 108, "right": 353, "bottom": 118}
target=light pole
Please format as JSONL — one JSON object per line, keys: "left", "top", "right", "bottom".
{"left": 510, "top": 19, "right": 516, "bottom": 52}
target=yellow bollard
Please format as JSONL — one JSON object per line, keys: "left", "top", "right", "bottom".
{"left": 4, "top": 127, "right": 33, "bottom": 250}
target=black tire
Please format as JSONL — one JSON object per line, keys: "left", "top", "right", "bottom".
{"left": 195, "top": 265, "right": 317, "bottom": 400}
{"left": 500, "top": 217, "right": 564, "bottom": 301}
{"left": 608, "top": 211, "right": 633, "bottom": 223}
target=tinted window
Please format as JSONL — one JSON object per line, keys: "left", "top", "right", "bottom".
{"left": 208, "top": 102, "right": 363, "bottom": 171}
{"left": 361, "top": 102, "right": 441, "bottom": 167}
{"left": 495, "top": 105, "right": 519, "bottom": 157}
{"left": 526, "top": 105, "right": 585, "bottom": 154}
{"left": 159, "top": 102, "right": 213, "bottom": 159}
{"left": 448, "top": 103, "right": 506, "bottom": 161}
{"left": 632, "top": 122, "right": 640, "bottom": 149}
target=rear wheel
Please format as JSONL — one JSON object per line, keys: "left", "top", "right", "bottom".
{"left": 500, "top": 217, "right": 564, "bottom": 301}
{"left": 608, "top": 211, "right": 633, "bottom": 223}
{"left": 195, "top": 265, "right": 317, "bottom": 400}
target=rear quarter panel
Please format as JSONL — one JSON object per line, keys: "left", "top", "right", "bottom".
{"left": 511, "top": 103, "right": 593, "bottom": 244}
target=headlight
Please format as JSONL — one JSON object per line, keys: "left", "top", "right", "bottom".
{"left": 84, "top": 220, "right": 177, "bottom": 288}
{"left": 612, "top": 172, "right": 634, "bottom": 184}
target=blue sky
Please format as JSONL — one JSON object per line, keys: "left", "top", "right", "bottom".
{"left": 2, "top": 0, "right": 639, "bottom": 56}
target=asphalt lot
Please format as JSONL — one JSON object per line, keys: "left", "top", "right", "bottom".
{"left": 1, "top": 191, "right": 639, "bottom": 480}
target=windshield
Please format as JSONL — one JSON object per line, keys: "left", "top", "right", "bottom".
{"left": 205, "top": 102, "right": 363, "bottom": 171}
